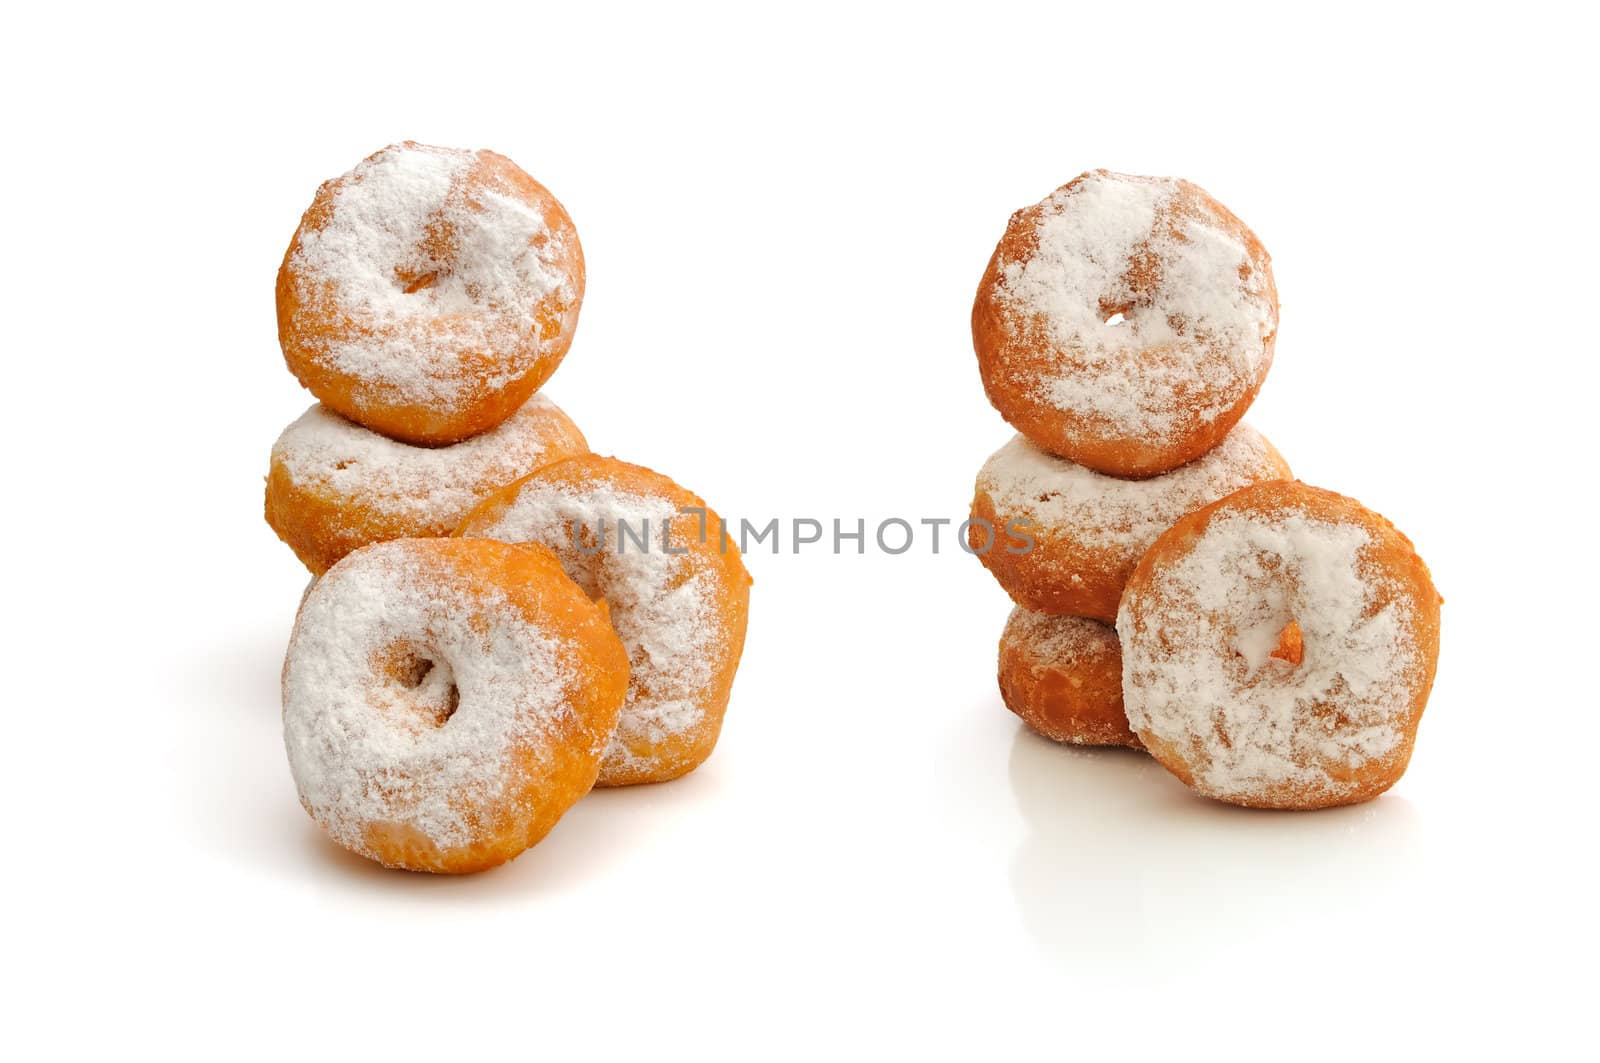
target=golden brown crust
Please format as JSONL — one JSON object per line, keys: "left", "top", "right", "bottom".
{"left": 1118, "top": 481, "right": 1442, "bottom": 810}
{"left": 972, "top": 171, "right": 1276, "bottom": 477}
{"left": 276, "top": 144, "right": 584, "bottom": 445}
{"left": 455, "top": 455, "right": 752, "bottom": 787}
{"left": 973, "top": 484, "right": 1119, "bottom": 617}
{"left": 264, "top": 398, "right": 588, "bottom": 576}
{"left": 998, "top": 608, "right": 1140, "bottom": 748}
{"left": 286, "top": 538, "right": 629, "bottom": 874}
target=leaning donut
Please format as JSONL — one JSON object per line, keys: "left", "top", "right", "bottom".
{"left": 1117, "top": 481, "right": 1442, "bottom": 810}
{"left": 265, "top": 393, "right": 588, "bottom": 576}
{"left": 999, "top": 607, "right": 1140, "bottom": 748}
{"left": 277, "top": 142, "right": 585, "bottom": 445}
{"left": 971, "top": 423, "right": 1290, "bottom": 622}
{"left": 455, "top": 455, "right": 752, "bottom": 786}
{"left": 973, "top": 170, "right": 1277, "bottom": 477}
{"left": 282, "top": 537, "right": 630, "bottom": 873}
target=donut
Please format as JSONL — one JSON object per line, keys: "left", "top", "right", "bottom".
{"left": 1117, "top": 481, "right": 1442, "bottom": 810}
{"left": 277, "top": 142, "right": 584, "bottom": 445}
{"left": 455, "top": 455, "right": 752, "bottom": 786}
{"left": 264, "top": 393, "right": 588, "bottom": 576}
{"left": 282, "top": 537, "right": 629, "bottom": 873}
{"left": 972, "top": 170, "right": 1278, "bottom": 477}
{"left": 971, "top": 423, "right": 1290, "bottom": 623}
{"left": 998, "top": 607, "right": 1140, "bottom": 748}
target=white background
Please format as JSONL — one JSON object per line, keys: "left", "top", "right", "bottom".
{"left": 6, "top": 2, "right": 1595, "bottom": 1057}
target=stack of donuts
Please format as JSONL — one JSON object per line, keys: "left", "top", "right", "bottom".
{"left": 264, "top": 143, "right": 751, "bottom": 873}
{"left": 969, "top": 170, "right": 1441, "bottom": 810}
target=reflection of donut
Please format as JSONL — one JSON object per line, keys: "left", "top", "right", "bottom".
{"left": 973, "top": 170, "right": 1277, "bottom": 477}
{"left": 277, "top": 142, "right": 584, "bottom": 445}
{"left": 998, "top": 607, "right": 1140, "bottom": 748}
{"left": 265, "top": 394, "right": 588, "bottom": 576}
{"left": 971, "top": 424, "right": 1290, "bottom": 622}
{"left": 456, "top": 455, "right": 752, "bottom": 786}
{"left": 1004, "top": 727, "right": 1424, "bottom": 967}
{"left": 1118, "top": 481, "right": 1442, "bottom": 810}
{"left": 282, "top": 538, "right": 629, "bottom": 873}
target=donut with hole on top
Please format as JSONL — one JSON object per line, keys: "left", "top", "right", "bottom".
{"left": 972, "top": 170, "right": 1278, "bottom": 477}
{"left": 276, "top": 142, "right": 585, "bottom": 445}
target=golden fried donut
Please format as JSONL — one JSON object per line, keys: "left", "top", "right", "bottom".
{"left": 971, "top": 423, "right": 1290, "bottom": 622}
{"left": 998, "top": 607, "right": 1140, "bottom": 748}
{"left": 972, "top": 170, "right": 1278, "bottom": 477}
{"left": 1117, "top": 481, "right": 1442, "bottom": 810}
{"left": 456, "top": 455, "right": 752, "bottom": 786}
{"left": 277, "top": 142, "right": 584, "bottom": 445}
{"left": 282, "top": 537, "right": 629, "bottom": 873}
{"left": 264, "top": 393, "right": 588, "bottom": 576}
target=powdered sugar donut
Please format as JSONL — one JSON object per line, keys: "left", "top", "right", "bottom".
{"left": 265, "top": 393, "right": 588, "bottom": 576}
{"left": 282, "top": 537, "right": 629, "bottom": 873}
{"left": 1118, "top": 481, "right": 1442, "bottom": 810}
{"left": 971, "top": 423, "right": 1290, "bottom": 622}
{"left": 455, "top": 455, "right": 752, "bottom": 786}
{"left": 973, "top": 170, "right": 1278, "bottom": 477}
{"left": 999, "top": 608, "right": 1139, "bottom": 748}
{"left": 277, "top": 142, "right": 584, "bottom": 445}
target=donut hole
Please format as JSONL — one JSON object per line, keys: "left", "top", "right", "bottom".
{"left": 1269, "top": 620, "right": 1305, "bottom": 666}
{"left": 375, "top": 643, "right": 461, "bottom": 728}
{"left": 1097, "top": 298, "right": 1134, "bottom": 328}
{"left": 393, "top": 266, "right": 442, "bottom": 295}
{"left": 399, "top": 653, "right": 434, "bottom": 688}
{"left": 1230, "top": 579, "right": 1304, "bottom": 675}
{"left": 432, "top": 680, "right": 462, "bottom": 726}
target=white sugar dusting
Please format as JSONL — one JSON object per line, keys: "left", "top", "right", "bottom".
{"left": 282, "top": 542, "right": 575, "bottom": 853}
{"left": 286, "top": 143, "right": 576, "bottom": 408}
{"left": 464, "top": 480, "right": 722, "bottom": 771}
{"left": 1117, "top": 511, "right": 1420, "bottom": 801}
{"left": 978, "top": 423, "right": 1286, "bottom": 555}
{"left": 995, "top": 172, "right": 1275, "bottom": 441}
{"left": 272, "top": 393, "right": 586, "bottom": 528}
{"left": 1006, "top": 607, "right": 1116, "bottom": 670}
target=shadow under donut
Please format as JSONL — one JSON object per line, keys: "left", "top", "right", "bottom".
{"left": 293, "top": 777, "right": 708, "bottom": 900}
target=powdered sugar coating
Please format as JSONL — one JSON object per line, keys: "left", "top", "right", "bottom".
{"left": 271, "top": 393, "right": 586, "bottom": 530}
{"left": 1005, "top": 607, "right": 1116, "bottom": 669}
{"left": 1118, "top": 505, "right": 1427, "bottom": 806}
{"left": 280, "top": 142, "right": 581, "bottom": 414}
{"left": 978, "top": 423, "right": 1289, "bottom": 554}
{"left": 282, "top": 541, "right": 582, "bottom": 856}
{"left": 458, "top": 461, "right": 743, "bottom": 783}
{"left": 986, "top": 170, "right": 1276, "bottom": 445}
